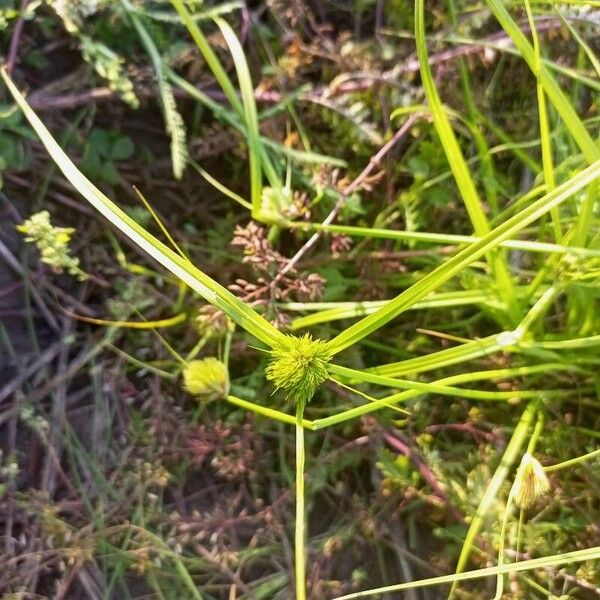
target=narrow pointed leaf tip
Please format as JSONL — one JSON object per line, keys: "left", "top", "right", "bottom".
{"left": 0, "top": 67, "right": 284, "bottom": 349}
{"left": 266, "top": 333, "right": 331, "bottom": 408}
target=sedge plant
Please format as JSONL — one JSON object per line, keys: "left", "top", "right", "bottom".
{"left": 2, "top": 0, "right": 600, "bottom": 596}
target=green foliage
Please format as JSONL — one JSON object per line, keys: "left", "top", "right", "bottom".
{"left": 0, "top": 103, "right": 33, "bottom": 188}
{"left": 376, "top": 448, "right": 419, "bottom": 489}
{"left": 2, "top": 1, "right": 600, "bottom": 598}
{"left": 81, "top": 128, "right": 135, "bottom": 184}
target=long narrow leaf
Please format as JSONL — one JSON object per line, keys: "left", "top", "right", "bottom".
{"left": 1, "top": 69, "right": 284, "bottom": 349}
{"left": 415, "top": 0, "right": 518, "bottom": 320}
{"left": 485, "top": 0, "right": 599, "bottom": 164}
{"left": 333, "top": 544, "right": 600, "bottom": 599}
{"left": 325, "top": 158, "right": 600, "bottom": 354}
{"left": 170, "top": 0, "right": 243, "bottom": 115}
{"left": 214, "top": 17, "right": 263, "bottom": 215}
{"left": 285, "top": 220, "right": 600, "bottom": 258}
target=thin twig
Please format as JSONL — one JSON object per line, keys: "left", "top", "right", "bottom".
{"left": 0, "top": 340, "right": 62, "bottom": 404}
{"left": 23, "top": 19, "right": 565, "bottom": 111}
{"left": 382, "top": 429, "right": 464, "bottom": 523}
{"left": 5, "top": 0, "right": 30, "bottom": 74}
{"left": 0, "top": 237, "right": 60, "bottom": 332}
{"left": 272, "top": 113, "right": 419, "bottom": 289}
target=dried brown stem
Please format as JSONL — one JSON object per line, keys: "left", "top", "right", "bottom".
{"left": 271, "top": 113, "right": 420, "bottom": 291}
{"left": 5, "top": 0, "right": 30, "bottom": 74}
{"left": 382, "top": 429, "right": 464, "bottom": 523}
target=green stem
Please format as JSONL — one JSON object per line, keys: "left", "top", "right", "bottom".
{"left": 545, "top": 447, "right": 600, "bottom": 472}
{"left": 449, "top": 401, "right": 537, "bottom": 597}
{"left": 295, "top": 403, "right": 307, "bottom": 600}
{"left": 284, "top": 220, "right": 600, "bottom": 259}
{"left": 518, "top": 285, "right": 559, "bottom": 333}
{"left": 526, "top": 412, "right": 545, "bottom": 453}
{"left": 333, "top": 546, "right": 600, "bottom": 599}
{"left": 495, "top": 411, "right": 543, "bottom": 598}
{"left": 225, "top": 395, "right": 315, "bottom": 429}
{"left": 170, "top": 0, "right": 243, "bottom": 116}
{"left": 415, "top": 0, "right": 519, "bottom": 323}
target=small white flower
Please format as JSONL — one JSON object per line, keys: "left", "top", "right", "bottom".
{"left": 512, "top": 452, "right": 550, "bottom": 509}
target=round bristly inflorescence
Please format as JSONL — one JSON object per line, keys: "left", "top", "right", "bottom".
{"left": 266, "top": 333, "right": 331, "bottom": 408}
{"left": 183, "top": 357, "right": 230, "bottom": 401}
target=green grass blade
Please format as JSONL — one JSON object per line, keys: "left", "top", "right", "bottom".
{"left": 214, "top": 17, "right": 264, "bottom": 215}
{"left": 413, "top": 8, "right": 489, "bottom": 225}
{"left": 285, "top": 220, "right": 600, "bottom": 258}
{"left": 557, "top": 11, "right": 600, "bottom": 80}
{"left": 523, "top": 0, "right": 560, "bottom": 240}
{"left": 447, "top": 0, "right": 499, "bottom": 214}
{"left": 526, "top": 334, "right": 600, "bottom": 350}
{"left": 170, "top": 2, "right": 283, "bottom": 211}
{"left": 370, "top": 334, "right": 502, "bottom": 378}
{"left": 122, "top": 0, "right": 187, "bottom": 179}
{"left": 329, "top": 364, "right": 546, "bottom": 402}
{"left": 325, "top": 159, "right": 600, "bottom": 355}
{"left": 1, "top": 69, "right": 284, "bottom": 349}
{"left": 449, "top": 402, "right": 537, "bottom": 595}
{"left": 312, "top": 361, "right": 580, "bottom": 429}
{"left": 170, "top": 0, "right": 243, "bottom": 115}
{"left": 333, "top": 544, "right": 600, "bottom": 599}
{"left": 289, "top": 288, "right": 530, "bottom": 330}
{"left": 415, "top": 0, "right": 518, "bottom": 320}
{"left": 190, "top": 159, "right": 253, "bottom": 210}
{"left": 485, "top": 0, "right": 600, "bottom": 165}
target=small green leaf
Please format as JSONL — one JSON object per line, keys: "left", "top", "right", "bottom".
{"left": 111, "top": 135, "right": 135, "bottom": 160}
{"left": 88, "top": 128, "right": 111, "bottom": 157}
{"left": 100, "top": 162, "right": 120, "bottom": 185}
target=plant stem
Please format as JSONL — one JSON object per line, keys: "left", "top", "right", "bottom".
{"left": 449, "top": 401, "right": 537, "bottom": 597}
{"left": 295, "top": 402, "right": 307, "bottom": 600}
{"left": 225, "top": 395, "right": 315, "bottom": 429}
{"left": 545, "top": 447, "right": 600, "bottom": 472}
{"left": 333, "top": 546, "right": 600, "bottom": 600}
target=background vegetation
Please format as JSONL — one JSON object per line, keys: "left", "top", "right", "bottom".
{"left": 0, "top": 0, "right": 599, "bottom": 598}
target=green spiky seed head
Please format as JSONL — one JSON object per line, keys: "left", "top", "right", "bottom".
{"left": 182, "top": 358, "right": 229, "bottom": 401}
{"left": 266, "top": 333, "right": 331, "bottom": 408}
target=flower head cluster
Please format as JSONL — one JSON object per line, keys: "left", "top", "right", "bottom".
{"left": 81, "top": 36, "right": 139, "bottom": 108}
{"left": 17, "top": 210, "right": 87, "bottom": 280}
{"left": 266, "top": 333, "right": 331, "bottom": 408}
{"left": 183, "top": 358, "right": 229, "bottom": 401}
{"left": 230, "top": 221, "right": 325, "bottom": 303}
